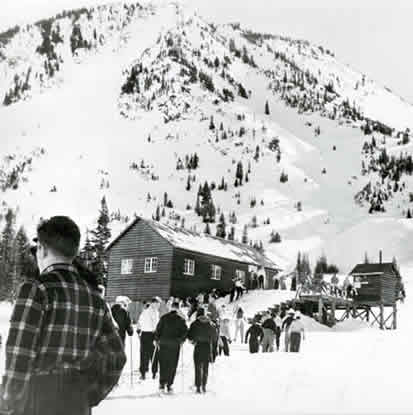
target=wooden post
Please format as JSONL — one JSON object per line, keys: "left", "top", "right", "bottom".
{"left": 318, "top": 297, "right": 323, "bottom": 323}
{"left": 366, "top": 307, "right": 369, "bottom": 323}
{"left": 379, "top": 303, "right": 384, "bottom": 330}
{"left": 393, "top": 304, "right": 397, "bottom": 330}
{"left": 331, "top": 299, "right": 336, "bottom": 326}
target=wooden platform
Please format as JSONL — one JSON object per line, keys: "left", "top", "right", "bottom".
{"left": 297, "top": 294, "right": 353, "bottom": 309}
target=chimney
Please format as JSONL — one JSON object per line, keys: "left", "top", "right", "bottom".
{"left": 379, "top": 250, "right": 382, "bottom": 264}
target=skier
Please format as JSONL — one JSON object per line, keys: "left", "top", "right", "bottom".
{"left": 218, "top": 317, "right": 231, "bottom": 356}
{"left": 235, "top": 279, "right": 245, "bottom": 300}
{"left": 245, "top": 318, "right": 264, "bottom": 353}
{"left": 273, "top": 311, "right": 282, "bottom": 351}
{"left": 0, "top": 216, "right": 126, "bottom": 415}
{"left": 229, "top": 278, "right": 236, "bottom": 302}
{"left": 154, "top": 301, "right": 188, "bottom": 393}
{"left": 187, "top": 308, "right": 218, "bottom": 393}
{"left": 111, "top": 297, "right": 133, "bottom": 346}
{"left": 282, "top": 309, "right": 295, "bottom": 352}
{"left": 233, "top": 306, "right": 246, "bottom": 343}
{"left": 261, "top": 312, "right": 277, "bottom": 352}
{"left": 137, "top": 297, "right": 160, "bottom": 380}
{"left": 289, "top": 311, "right": 305, "bottom": 352}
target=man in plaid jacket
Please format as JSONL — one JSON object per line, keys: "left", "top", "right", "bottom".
{"left": 0, "top": 216, "right": 126, "bottom": 415}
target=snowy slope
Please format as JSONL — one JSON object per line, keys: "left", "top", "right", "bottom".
{"left": 1, "top": 0, "right": 413, "bottom": 274}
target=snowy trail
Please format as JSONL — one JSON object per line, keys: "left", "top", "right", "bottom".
{"left": 96, "top": 289, "right": 413, "bottom": 414}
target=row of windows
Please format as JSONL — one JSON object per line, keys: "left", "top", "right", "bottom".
{"left": 120, "top": 257, "right": 247, "bottom": 281}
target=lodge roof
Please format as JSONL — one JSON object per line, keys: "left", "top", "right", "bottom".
{"left": 349, "top": 262, "right": 400, "bottom": 277}
{"left": 106, "top": 217, "right": 281, "bottom": 271}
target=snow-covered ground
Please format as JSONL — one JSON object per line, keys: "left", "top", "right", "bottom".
{"left": 0, "top": 276, "right": 411, "bottom": 414}
{"left": 93, "top": 281, "right": 413, "bottom": 415}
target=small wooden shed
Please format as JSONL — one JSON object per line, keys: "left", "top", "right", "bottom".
{"left": 350, "top": 262, "right": 401, "bottom": 306}
{"left": 349, "top": 261, "right": 402, "bottom": 329}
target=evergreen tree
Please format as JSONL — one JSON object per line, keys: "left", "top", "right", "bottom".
{"left": 13, "top": 226, "right": 36, "bottom": 299}
{"left": 161, "top": 207, "right": 166, "bottom": 217}
{"left": 186, "top": 175, "right": 191, "bottom": 191}
{"left": 155, "top": 205, "right": 161, "bottom": 221}
{"left": 364, "top": 251, "right": 369, "bottom": 264}
{"left": 407, "top": 208, "right": 412, "bottom": 219}
{"left": 216, "top": 213, "right": 227, "bottom": 238}
{"left": 209, "top": 116, "right": 215, "bottom": 130}
{"left": 236, "top": 161, "right": 243, "bottom": 185}
{"left": 204, "top": 222, "right": 211, "bottom": 235}
{"left": 228, "top": 226, "right": 235, "bottom": 241}
{"left": 265, "top": 100, "right": 270, "bottom": 115}
{"left": 79, "top": 229, "right": 95, "bottom": 266}
{"left": 0, "top": 209, "right": 16, "bottom": 300}
{"left": 163, "top": 192, "right": 168, "bottom": 207}
{"left": 90, "top": 197, "right": 111, "bottom": 283}
{"left": 242, "top": 224, "right": 248, "bottom": 244}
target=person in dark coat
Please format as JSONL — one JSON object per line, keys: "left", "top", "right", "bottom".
{"left": 245, "top": 320, "right": 264, "bottom": 353}
{"left": 261, "top": 313, "right": 277, "bottom": 352}
{"left": 154, "top": 301, "right": 188, "bottom": 393}
{"left": 187, "top": 308, "right": 218, "bottom": 393}
{"left": 111, "top": 298, "right": 133, "bottom": 346}
{"left": 0, "top": 216, "right": 126, "bottom": 415}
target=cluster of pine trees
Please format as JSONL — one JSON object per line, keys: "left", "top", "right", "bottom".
{"left": 0, "top": 209, "right": 37, "bottom": 301}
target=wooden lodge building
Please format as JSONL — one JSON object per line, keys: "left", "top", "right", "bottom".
{"left": 105, "top": 217, "right": 281, "bottom": 302}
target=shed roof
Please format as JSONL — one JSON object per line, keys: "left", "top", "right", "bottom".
{"left": 349, "top": 262, "right": 400, "bottom": 277}
{"left": 107, "top": 217, "right": 280, "bottom": 271}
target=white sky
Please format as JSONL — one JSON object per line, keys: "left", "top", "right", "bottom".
{"left": 1, "top": 0, "right": 412, "bottom": 103}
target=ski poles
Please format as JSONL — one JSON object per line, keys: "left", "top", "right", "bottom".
{"left": 180, "top": 344, "right": 184, "bottom": 393}
{"left": 130, "top": 334, "right": 134, "bottom": 388}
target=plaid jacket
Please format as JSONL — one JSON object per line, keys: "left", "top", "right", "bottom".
{"left": 2, "top": 263, "right": 126, "bottom": 408}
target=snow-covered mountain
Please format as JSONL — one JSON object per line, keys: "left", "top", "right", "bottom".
{"left": 2, "top": 0, "right": 413, "bottom": 272}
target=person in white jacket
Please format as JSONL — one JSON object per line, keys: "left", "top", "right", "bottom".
{"left": 137, "top": 298, "right": 160, "bottom": 379}
{"left": 289, "top": 311, "right": 305, "bottom": 352}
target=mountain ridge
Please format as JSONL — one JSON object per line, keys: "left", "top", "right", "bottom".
{"left": 1, "top": 0, "right": 413, "bottom": 271}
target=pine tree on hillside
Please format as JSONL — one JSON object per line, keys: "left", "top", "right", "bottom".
{"left": 154, "top": 206, "right": 160, "bottom": 221}
{"left": 186, "top": 175, "right": 191, "bottom": 191}
{"left": 242, "top": 224, "right": 248, "bottom": 244}
{"left": 364, "top": 251, "right": 369, "bottom": 264}
{"left": 204, "top": 222, "right": 211, "bottom": 235}
{"left": 13, "top": 226, "right": 36, "bottom": 298}
{"left": 265, "top": 100, "right": 270, "bottom": 115}
{"left": 216, "top": 213, "right": 227, "bottom": 238}
{"left": 0, "top": 209, "right": 16, "bottom": 300}
{"left": 80, "top": 229, "right": 95, "bottom": 266}
{"left": 228, "top": 226, "right": 235, "bottom": 241}
{"left": 163, "top": 192, "right": 168, "bottom": 207}
{"left": 236, "top": 161, "right": 243, "bottom": 185}
{"left": 90, "top": 197, "right": 111, "bottom": 283}
{"left": 407, "top": 208, "right": 412, "bottom": 219}
{"left": 209, "top": 116, "right": 215, "bottom": 130}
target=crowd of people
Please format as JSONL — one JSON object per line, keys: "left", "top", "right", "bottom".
{"left": 109, "top": 288, "right": 306, "bottom": 397}
{"left": 0, "top": 215, "right": 306, "bottom": 415}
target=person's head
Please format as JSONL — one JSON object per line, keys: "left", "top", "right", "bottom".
{"left": 171, "top": 300, "right": 180, "bottom": 311}
{"left": 196, "top": 307, "right": 205, "bottom": 318}
{"left": 34, "top": 216, "right": 81, "bottom": 272}
{"left": 151, "top": 297, "right": 160, "bottom": 309}
{"left": 288, "top": 308, "right": 295, "bottom": 317}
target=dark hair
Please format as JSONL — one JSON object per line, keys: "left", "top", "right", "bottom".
{"left": 36, "top": 216, "right": 80, "bottom": 259}
{"left": 196, "top": 307, "right": 205, "bottom": 317}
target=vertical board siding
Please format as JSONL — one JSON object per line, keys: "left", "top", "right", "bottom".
{"left": 106, "top": 220, "right": 173, "bottom": 302}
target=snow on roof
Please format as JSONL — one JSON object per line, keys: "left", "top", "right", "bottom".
{"left": 107, "top": 217, "right": 280, "bottom": 270}
{"left": 350, "top": 263, "right": 400, "bottom": 276}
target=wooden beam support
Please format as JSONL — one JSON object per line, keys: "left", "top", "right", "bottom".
{"left": 393, "top": 304, "right": 397, "bottom": 330}
{"left": 379, "top": 303, "right": 384, "bottom": 330}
